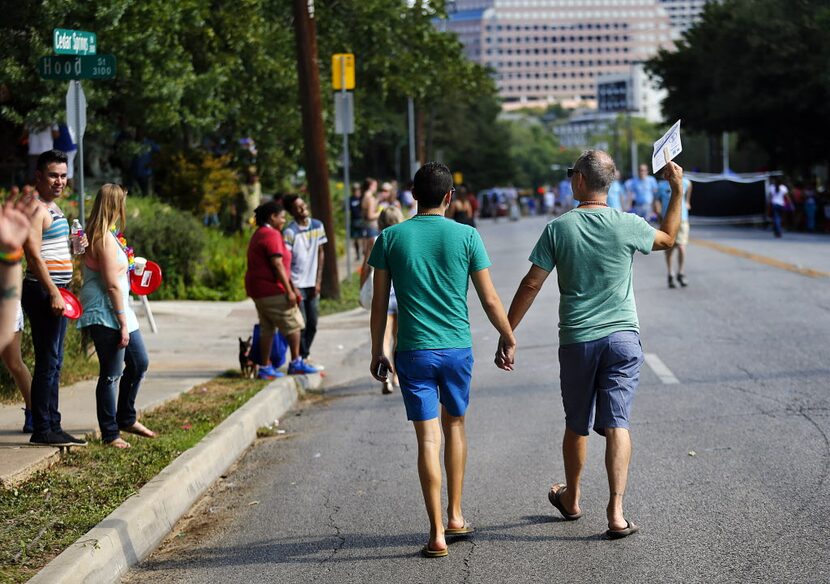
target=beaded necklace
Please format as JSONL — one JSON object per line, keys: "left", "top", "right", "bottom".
{"left": 110, "top": 227, "right": 136, "bottom": 272}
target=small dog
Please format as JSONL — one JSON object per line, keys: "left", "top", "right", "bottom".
{"left": 238, "top": 336, "right": 256, "bottom": 379}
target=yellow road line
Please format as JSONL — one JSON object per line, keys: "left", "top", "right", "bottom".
{"left": 690, "top": 238, "right": 830, "bottom": 279}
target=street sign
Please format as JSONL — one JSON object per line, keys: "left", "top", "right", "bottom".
{"left": 334, "top": 92, "right": 354, "bottom": 134}
{"left": 38, "top": 54, "right": 116, "bottom": 80}
{"left": 453, "top": 172, "right": 464, "bottom": 185}
{"left": 53, "top": 28, "right": 97, "bottom": 55}
{"left": 66, "top": 82, "right": 87, "bottom": 140}
{"left": 332, "top": 54, "right": 355, "bottom": 90}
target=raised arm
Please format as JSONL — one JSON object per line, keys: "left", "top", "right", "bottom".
{"left": 470, "top": 268, "right": 516, "bottom": 371}
{"left": 652, "top": 161, "right": 684, "bottom": 251}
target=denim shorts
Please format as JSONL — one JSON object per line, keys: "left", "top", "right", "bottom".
{"left": 394, "top": 348, "right": 474, "bottom": 421}
{"left": 558, "top": 331, "right": 644, "bottom": 436}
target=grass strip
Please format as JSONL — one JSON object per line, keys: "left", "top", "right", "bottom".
{"left": 0, "top": 372, "right": 268, "bottom": 583}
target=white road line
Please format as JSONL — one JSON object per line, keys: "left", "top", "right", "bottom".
{"left": 644, "top": 353, "right": 680, "bottom": 384}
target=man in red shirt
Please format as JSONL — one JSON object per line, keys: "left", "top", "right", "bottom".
{"left": 245, "top": 200, "right": 317, "bottom": 378}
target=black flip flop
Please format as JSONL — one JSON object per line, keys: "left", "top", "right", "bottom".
{"left": 548, "top": 484, "right": 582, "bottom": 520}
{"left": 606, "top": 520, "right": 639, "bottom": 539}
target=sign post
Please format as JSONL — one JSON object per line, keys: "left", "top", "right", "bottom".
{"left": 333, "top": 54, "right": 355, "bottom": 278}
{"left": 42, "top": 29, "right": 115, "bottom": 228}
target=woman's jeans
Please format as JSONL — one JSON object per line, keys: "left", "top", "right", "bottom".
{"left": 87, "top": 326, "right": 149, "bottom": 442}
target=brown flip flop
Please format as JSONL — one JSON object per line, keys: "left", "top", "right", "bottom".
{"left": 421, "top": 545, "right": 448, "bottom": 558}
{"left": 548, "top": 483, "right": 582, "bottom": 520}
{"left": 606, "top": 520, "right": 639, "bottom": 539}
{"left": 445, "top": 523, "right": 474, "bottom": 537}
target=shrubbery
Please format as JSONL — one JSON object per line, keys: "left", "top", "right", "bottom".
{"left": 126, "top": 197, "right": 247, "bottom": 301}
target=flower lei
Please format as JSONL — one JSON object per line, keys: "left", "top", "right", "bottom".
{"left": 111, "top": 227, "right": 136, "bottom": 272}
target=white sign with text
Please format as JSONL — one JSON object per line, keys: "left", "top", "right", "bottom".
{"left": 652, "top": 119, "right": 682, "bottom": 173}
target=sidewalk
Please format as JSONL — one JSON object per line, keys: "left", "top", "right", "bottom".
{"left": 0, "top": 297, "right": 370, "bottom": 488}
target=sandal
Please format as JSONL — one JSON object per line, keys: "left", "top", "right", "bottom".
{"left": 105, "top": 437, "right": 131, "bottom": 449}
{"left": 120, "top": 422, "right": 157, "bottom": 438}
{"left": 548, "top": 483, "right": 582, "bottom": 520}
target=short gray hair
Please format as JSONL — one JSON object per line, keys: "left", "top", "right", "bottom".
{"left": 574, "top": 150, "right": 617, "bottom": 194}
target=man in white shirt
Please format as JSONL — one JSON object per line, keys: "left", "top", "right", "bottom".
{"left": 282, "top": 194, "right": 328, "bottom": 364}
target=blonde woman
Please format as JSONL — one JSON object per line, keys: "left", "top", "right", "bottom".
{"left": 362, "top": 206, "right": 404, "bottom": 393}
{"left": 78, "top": 184, "right": 154, "bottom": 449}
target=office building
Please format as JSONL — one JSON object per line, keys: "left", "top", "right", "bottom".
{"left": 446, "top": 0, "right": 674, "bottom": 106}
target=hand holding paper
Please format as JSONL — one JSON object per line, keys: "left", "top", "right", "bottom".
{"left": 652, "top": 120, "right": 682, "bottom": 174}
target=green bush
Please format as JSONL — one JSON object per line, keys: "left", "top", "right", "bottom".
{"left": 125, "top": 197, "right": 208, "bottom": 300}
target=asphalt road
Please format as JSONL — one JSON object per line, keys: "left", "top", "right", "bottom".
{"left": 125, "top": 217, "right": 830, "bottom": 584}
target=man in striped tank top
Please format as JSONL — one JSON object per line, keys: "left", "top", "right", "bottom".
{"left": 22, "top": 150, "right": 87, "bottom": 446}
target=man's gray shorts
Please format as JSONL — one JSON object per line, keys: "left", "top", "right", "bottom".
{"left": 558, "top": 331, "right": 644, "bottom": 436}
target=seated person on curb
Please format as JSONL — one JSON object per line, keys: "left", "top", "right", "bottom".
{"left": 282, "top": 194, "right": 327, "bottom": 369}
{"left": 245, "top": 200, "right": 318, "bottom": 379}
{"left": 503, "top": 151, "right": 684, "bottom": 540}
{"left": 368, "top": 161, "right": 516, "bottom": 558}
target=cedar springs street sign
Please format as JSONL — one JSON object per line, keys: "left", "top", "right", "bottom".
{"left": 53, "top": 28, "right": 97, "bottom": 55}
{"left": 38, "top": 54, "right": 116, "bottom": 80}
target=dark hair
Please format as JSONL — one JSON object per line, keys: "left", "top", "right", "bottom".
{"left": 361, "top": 177, "right": 376, "bottom": 193}
{"left": 413, "top": 161, "right": 453, "bottom": 208}
{"left": 254, "top": 199, "right": 283, "bottom": 226}
{"left": 36, "top": 149, "right": 68, "bottom": 173}
{"left": 282, "top": 194, "right": 301, "bottom": 216}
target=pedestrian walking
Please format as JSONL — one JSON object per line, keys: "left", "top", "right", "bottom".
{"left": 245, "top": 200, "right": 317, "bottom": 379}
{"left": 78, "top": 184, "right": 155, "bottom": 449}
{"left": 625, "top": 164, "right": 658, "bottom": 219}
{"left": 282, "top": 194, "right": 327, "bottom": 368}
{"left": 768, "top": 178, "right": 789, "bottom": 238}
{"left": 22, "top": 150, "right": 88, "bottom": 446}
{"left": 348, "top": 182, "right": 366, "bottom": 262}
{"left": 361, "top": 206, "right": 404, "bottom": 394}
{"left": 656, "top": 173, "right": 693, "bottom": 288}
{"left": 368, "top": 162, "right": 516, "bottom": 558}
{"left": 502, "top": 150, "right": 685, "bottom": 539}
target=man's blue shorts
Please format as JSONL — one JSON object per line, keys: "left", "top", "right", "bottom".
{"left": 394, "top": 348, "right": 473, "bottom": 421}
{"left": 558, "top": 331, "right": 644, "bottom": 436}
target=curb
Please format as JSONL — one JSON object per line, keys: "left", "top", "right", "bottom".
{"left": 29, "top": 373, "right": 320, "bottom": 584}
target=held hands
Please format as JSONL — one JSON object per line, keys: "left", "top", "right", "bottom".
{"left": 370, "top": 354, "right": 393, "bottom": 382}
{"left": 494, "top": 334, "right": 516, "bottom": 372}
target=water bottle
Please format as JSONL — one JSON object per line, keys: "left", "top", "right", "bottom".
{"left": 71, "top": 219, "right": 85, "bottom": 255}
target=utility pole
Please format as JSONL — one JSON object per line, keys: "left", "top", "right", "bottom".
{"left": 292, "top": 0, "right": 340, "bottom": 298}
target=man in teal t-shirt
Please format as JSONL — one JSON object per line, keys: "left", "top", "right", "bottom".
{"left": 503, "top": 150, "right": 685, "bottom": 540}
{"left": 656, "top": 176, "right": 693, "bottom": 288}
{"left": 368, "top": 161, "right": 515, "bottom": 558}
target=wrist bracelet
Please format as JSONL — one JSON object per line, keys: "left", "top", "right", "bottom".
{"left": 115, "top": 309, "right": 125, "bottom": 315}
{"left": 0, "top": 247, "right": 24, "bottom": 266}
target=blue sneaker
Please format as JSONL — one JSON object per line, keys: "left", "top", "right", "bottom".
{"left": 22, "top": 408, "right": 33, "bottom": 433}
{"left": 287, "top": 358, "right": 319, "bottom": 375}
{"left": 257, "top": 365, "right": 284, "bottom": 380}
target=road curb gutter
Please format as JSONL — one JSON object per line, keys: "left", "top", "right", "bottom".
{"left": 29, "top": 373, "right": 320, "bottom": 584}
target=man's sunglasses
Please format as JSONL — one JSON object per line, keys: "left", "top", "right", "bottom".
{"left": 566, "top": 168, "right": 580, "bottom": 178}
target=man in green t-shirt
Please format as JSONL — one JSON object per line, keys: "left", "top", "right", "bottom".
{"left": 502, "top": 150, "right": 684, "bottom": 539}
{"left": 368, "top": 161, "right": 516, "bottom": 558}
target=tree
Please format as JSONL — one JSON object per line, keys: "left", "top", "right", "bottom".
{"left": 647, "top": 0, "right": 830, "bottom": 171}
